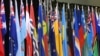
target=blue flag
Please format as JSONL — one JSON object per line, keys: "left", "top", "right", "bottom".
{"left": 9, "top": 0, "right": 18, "bottom": 56}
{"left": 14, "top": 0, "right": 22, "bottom": 56}
{"left": 61, "top": 4, "right": 68, "bottom": 56}
{"left": 73, "top": 7, "right": 81, "bottom": 56}
{"left": 38, "top": 2, "right": 45, "bottom": 56}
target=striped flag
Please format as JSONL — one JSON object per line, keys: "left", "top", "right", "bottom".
{"left": 9, "top": 0, "right": 18, "bottom": 56}
{"left": 61, "top": 4, "right": 68, "bottom": 56}
{"left": 38, "top": 1, "right": 45, "bottom": 56}
{"left": 25, "top": 0, "right": 33, "bottom": 56}
{"left": 14, "top": 0, "right": 22, "bottom": 56}
{"left": 29, "top": 0, "right": 39, "bottom": 56}
{"left": 20, "top": 0, "right": 26, "bottom": 56}
{"left": 73, "top": 6, "right": 81, "bottom": 56}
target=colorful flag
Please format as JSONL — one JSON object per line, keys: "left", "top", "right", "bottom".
{"left": 9, "top": 0, "right": 18, "bottom": 56}
{"left": 61, "top": 4, "right": 68, "bottom": 56}
{"left": 38, "top": 1, "right": 45, "bottom": 56}
{"left": 14, "top": 0, "right": 22, "bottom": 56}
{"left": 25, "top": 0, "right": 33, "bottom": 56}
{"left": 86, "top": 7, "right": 94, "bottom": 56}
{"left": 29, "top": 0, "right": 39, "bottom": 56}
{"left": 49, "top": 8, "right": 57, "bottom": 56}
{"left": 20, "top": 0, "right": 26, "bottom": 56}
{"left": 42, "top": 2, "right": 49, "bottom": 56}
{"left": 73, "top": 6, "right": 81, "bottom": 56}
{"left": 53, "top": 4, "right": 63, "bottom": 56}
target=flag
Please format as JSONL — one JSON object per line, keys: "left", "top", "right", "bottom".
{"left": 73, "top": 7, "right": 81, "bottom": 56}
{"left": 14, "top": 0, "right": 22, "bottom": 56}
{"left": 86, "top": 7, "right": 94, "bottom": 56}
{"left": 67, "top": 8, "right": 74, "bottom": 56}
{"left": 49, "top": 8, "right": 57, "bottom": 56}
{"left": 0, "top": 0, "right": 7, "bottom": 38}
{"left": 9, "top": 0, "right": 18, "bottom": 56}
{"left": 25, "top": 0, "right": 33, "bottom": 56}
{"left": 20, "top": 0, "right": 26, "bottom": 56}
{"left": 53, "top": 4, "right": 63, "bottom": 56}
{"left": 77, "top": 7, "right": 85, "bottom": 50}
{"left": 0, "top": 30, "right": 4, "bottom": 56}
{"left": 38, "top": 1, "right": 45, "bottom": 56}
{"left": 61, "top": 4, "right": 68, "bottom": 56}
{"left": 42, "top": 2, "right": 49, "bottom": 56}
{"left": 29, "top": 0, "right": 39, "bottom": 56}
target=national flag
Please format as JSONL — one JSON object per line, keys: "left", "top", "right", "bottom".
{"left": 86, "top": 7, "right": 94, "bottom": 56}
{"left": 0, "top": 0, "right": 7, "bottom": 38}
{"left": 49, "top": 7, "right": 57, "bottom": 56}
{"left": 20, "top": 0, "right": 26, "bottom": 56}
{"left": 53, "top": 3, "right": 63, "bottom": 56}
{"left": 14, "top": 0, "right": 22, "bottom": 56}
{"left": 67, "top": 7, "right": 74, "bottom": 56}
{"left": 9, "top": 0, "right": 18, "bottom": 56}
{"left": 77, "top": 7, "right": 85, "bottom": 50}
{"left": 61, "top": 4, "right": 68, "bottom": 56}
{"left": 38, "top": 1, "right": 45, "bottom": 56}
{"left": 42, "top": 1, "right": 49, "bottom": 56}
{"left": 0, "top": 30, "right": 4, "bottom": 56}
{"left": 25, "top": 0, "right": 33, "bottom": 56}
{"left": 29, "top": 0, "right": 39, "bottom": 56}
{"left": 73, "top": 6, "right": 81, "bottom": 56}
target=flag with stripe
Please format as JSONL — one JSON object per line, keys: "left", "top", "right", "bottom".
{"left": 25, "top": 0, "right": 33, "bottom": 56}
{"left": 61, "top": 4, "right": 68, "bottom": 56}
{"left": 29, "top": 0, "right": 39, "bottom": 56}
{"left": 9, "top": 0, "right": 18, "bottom": 56}
{"left": 73, "top": 7, "right": 81, "bottom": 56}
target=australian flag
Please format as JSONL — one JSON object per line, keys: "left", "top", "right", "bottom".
{"left": 9, "top": 0, "right": 18, "bottom": 56}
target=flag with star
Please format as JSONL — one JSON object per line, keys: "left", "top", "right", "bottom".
{"left": 9, "top": 0, "right": 18, "bottom": 56}
{"left": 73, "top": 6, "right": 81, "bottom": 56}
{"left": 38, "top": 1, "right": 45, "bottom": 56}
{"left": 61, "top": 4, "right": 68, "bottom": 56}
{"left": 29, "top": 0, "right": 39, "bottom": 56}
{"left": 20, "top": 0, "right": 26, "bottom": 56}
{"left": 25, "top": 0, "right": 33, "bottom": 56}
{"left": 49, "top": 6, "right": 57, "bottom": 56}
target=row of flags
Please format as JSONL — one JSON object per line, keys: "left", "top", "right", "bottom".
{"left": 0, "top": 0, "right": 100, "bottom": 56}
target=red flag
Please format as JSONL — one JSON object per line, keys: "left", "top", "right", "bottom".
{"left": 0, "top": 30, "right": 4, "bottom": 56}
{"left": 25, "top": 0, "right": 33, "bottom": 56}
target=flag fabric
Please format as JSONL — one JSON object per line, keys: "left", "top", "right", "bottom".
{"left": 61, "top": 4, "right": 68, "bottom": 56}
{"left": 49, "top": 8, "right": 57, "bottom": 56}
{"left": 29, "top": 0, "right": 39, "bottom": 56}
{"left": 77, "top": 8, "right": 85, "bottom": 50}
{"left": 42, "top": 2, "right": 49, "bottom": 56}
{"left": 73, "top": 7, "right": 81, "bottom": 56}
{"left": 25, "top": 0, "right": 33, "bottom": 56}
{"left": 53, "top": 4, "right": 63, "bottom": 56}
{"left": 67, "top": 8, "right": 74, "bottom": 56}
{"left": 9, "top": 0, "right": 18, "bottom": 56}
{"left": 86, "top": 7, "right": 94, "bottom": 56}
{"left": 14, "top": 0, "right": 22, "bottom": 56}
{"left": 38, "top": 1, "right": 45, "bottom": 56}
{"left": 20, "top": 0, "right": 26, "bottom": 56}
